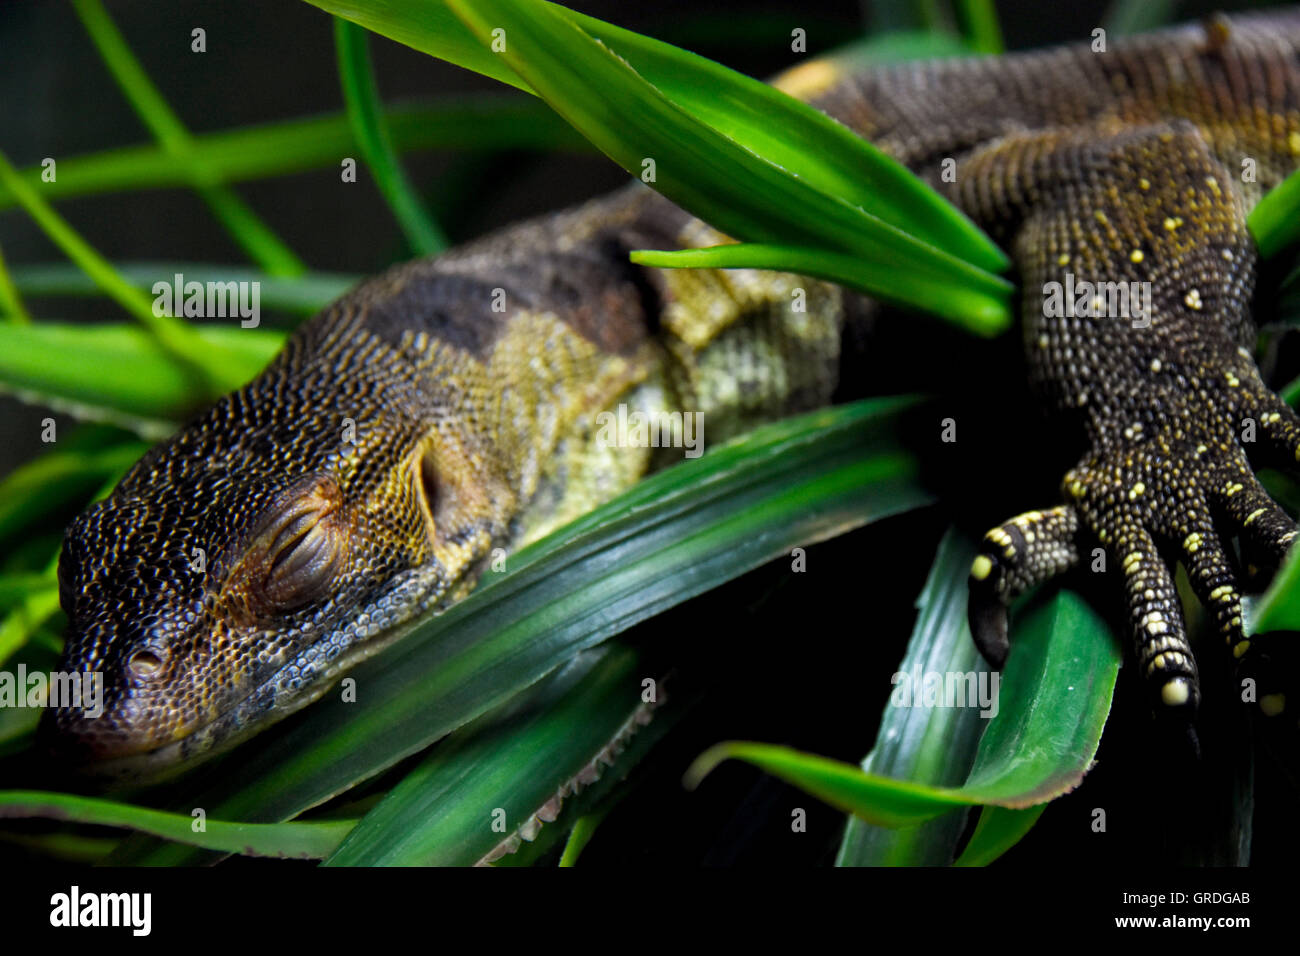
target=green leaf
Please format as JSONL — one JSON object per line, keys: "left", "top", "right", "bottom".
{"left": 953, "top": 0, "right": 1003, "bottom": 55}
{"left": 688, "top": 587, "right": 1120, "bottom": 826}
{"left": 633, "top": 243, "right": 1011, "bottom": 337}
{"left": 324, "top": 644, "right": 670, "bottom": 865}
{"left": 0, "top": 150, "right": 249, "bottom": 394}
{"left": 109, "top": 395, "right": 932, "bottom": 864}
{"left": 952, "top": 805, "right": 1046, "bottom": 866}
{"left": 1244, "top": 543, "right": 1300, "bottom": 634}
{"left": 305, "top": 0, "right": 1012, "bottom": 334}
{"left": 837, "top": 529, "right": 988, "bottom": 866}
{"left": 12, "top": 262, "right": 360, "bottom": 317}
{"left": 0, "top": 791, "right": 353, "bottom": 859}
{"left": 0, "top": 98, "right": 588, "bottom": 210}
{"left": 71, "top": 0, "right": 306, "bottom": 277}
{"left": 0, "top": 430, "right": 149, "bottom": 548}
{"left": 334, "top": 18, "right": 447, "bottom": 255}
{"left": 1249, "top": 167, "right": 1300, "bottom": 261}
{"left": 0, "top": 322, "right": 284, "bottom": 438}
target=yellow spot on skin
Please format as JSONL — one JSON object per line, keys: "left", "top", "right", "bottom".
{"left": 1003, "top": 546, "right": 1015, "bottom": 559}
{"left": 1129, "top": 481, "right": 1146, "bottom": 500}
{"left": 1139, "top": 177, "right": 1151, "bottom": 190}
{"left": 1205, "top": 176, "right": 1221, "bottom": 196}
{"left": 1129, "top": 248, "right": 1144, "bottom": 263}
{"left": 1037, "top": 334, "right": 1050, "bottom": 349}
{"left": 1123, "top": 551, "right": 1142, "bottom": 570}
{"left": 1290, "top": 131, "right": 1300, "bottom": 156}
{"left": 1224, "top": 482, "right": 1243, "bottom": 496}
{"left": 1261, "top": 693, "right": 1286, "bottom": 717}
{"left": 1222, "top": 248, "right": 1234, "bottom": 262}
{"left": 1225, "top": 372, "right": 1239, "bottom": 387}
{"left": 1233, "top": 640, "right": 1251, "bottom": 659}
{"left": 1183, "top": 532, "right": 1202, "bottom": 553}
{"left": 1162, "top": 680, "right": 1190, "bottom": 707}
{"left": 1244, "top": 507, "right": 1268, "bottom": 526}
{"left": 1163, "top": 216, "right": 1184, "bottom": 231}
{"left": 1266, "top": 412, "right": 1281, "bottom": 423}
{"left": 1185, "top": 288, "right": 1203, "bottom": 311}
{"left": 1056, "top": 253, "right": 1070, "bottom": 266}
{"left": 1149, "top": 359, "right": 1162, "bottom": 373}
{"left": 1094, "top": 211, "right": 1109, "bottom": 225}
{"left": 970, "top": 555, "right": 993, "bottom": 581}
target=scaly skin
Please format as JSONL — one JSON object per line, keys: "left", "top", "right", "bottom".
{"left": 47, "top": 11, "right": 1300, "bottom": 775}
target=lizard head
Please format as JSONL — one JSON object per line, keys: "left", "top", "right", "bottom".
{"left": 41, "top": 337, "right": 511, "bottom": 781}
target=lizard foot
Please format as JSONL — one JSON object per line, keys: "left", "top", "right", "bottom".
{"left": 970, "top": 391, "right": 1300, "bottom": 721}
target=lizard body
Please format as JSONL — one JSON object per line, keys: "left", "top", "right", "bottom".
{"left": 47, "top": 10, "right": 1300, "bottom": 775}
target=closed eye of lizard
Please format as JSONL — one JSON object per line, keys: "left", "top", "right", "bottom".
{"left": 44, "top": 11, "right": 1300, "bottom": 777}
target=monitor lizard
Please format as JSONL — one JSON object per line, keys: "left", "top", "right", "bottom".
{"left": 44, "top": 9, "right": 1300, "bottom": 777}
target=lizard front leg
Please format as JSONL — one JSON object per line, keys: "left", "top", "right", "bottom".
{"left": 962, "top": 121, "right": 1300, "bottom": 720}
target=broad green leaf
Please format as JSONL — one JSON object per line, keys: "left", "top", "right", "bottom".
{"left": 837, "top": 530, "right": 988, "bottom": 866}
{"left": 109, "top": 395, "right": 932, "bottom": 863}
{"left": 0, "top": 98, "right": 588, "bottom": 209}
{"left": 325, "top": 644, "right": 672, "bottom": 865}
{"left": 688, "top": 588, "right": 1120, "bottom": 824}
{"left": 0, "top": 791, "right": 352, "bottom": 859}
{"left": 0, "top": 322, "right": 285, "bottom": 438}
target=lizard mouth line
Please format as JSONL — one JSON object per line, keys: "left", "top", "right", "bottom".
{"left": 58, "top": 568, "right": 442, "bottom": 784}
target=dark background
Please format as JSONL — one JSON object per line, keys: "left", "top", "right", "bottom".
{"left": 2, "top": 0, "right": 1297, "bottom": 869}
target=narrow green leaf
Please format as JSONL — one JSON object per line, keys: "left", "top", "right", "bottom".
{"left": 0, "top": 243, "right": 30, "bottom": 323}
{"left": 633, "top": 243, "right": 1012, "bottom": 337}
{"left": 0, "top": 150, "right": 248, "bottom": 394}
{"left": 305, "top": 0, "right": 1012, "bottom": 334}
{"left": 557, "top": 812, "right": 605, "bottom": 867}
{"left": 12, "top": 262, "right": 360, "bottom": 317}
{"left": 70, "top": 0, "right": 306, "bottom": 276}
{"left": 0, "top": 322, "right": 285, "bottom": 437}
{"left": 0, "top": 98, "right": 588, "bottom": 210}
{"left": 334, "top": 18, "right": 447, "bottom": 255}
{"left": 110, "top": 396, "right": 932, "bottom": 863}
{"left": 952, "top": 804, "right": 1046, "bottom": 866}
{"left": 953, "top": 0, "right": 1003, "bottom": 55}
{"left": 0, "top": 791, "right": 353, "bottom": 859}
